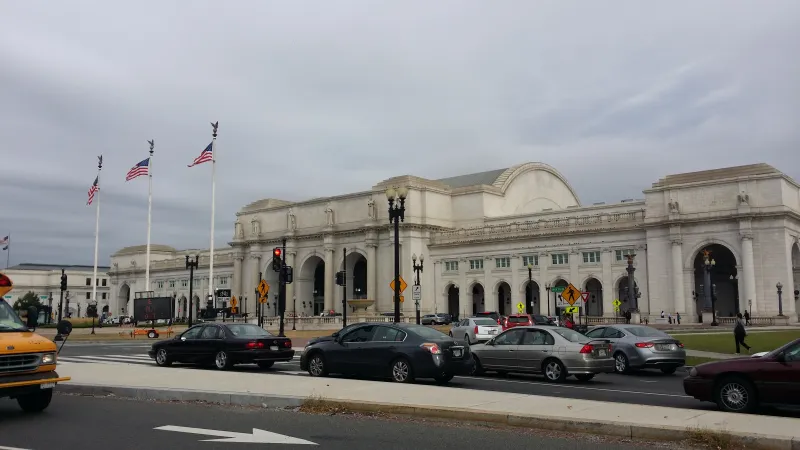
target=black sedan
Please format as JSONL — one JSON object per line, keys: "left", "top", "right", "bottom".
{"left": 148, "top": 323, "right": 294, "bottom": 370}
{"left": 299, "top": 323, "right": 474, "bottom": 383}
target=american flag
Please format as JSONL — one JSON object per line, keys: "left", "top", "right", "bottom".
{"left": 126, "top": 158, "right": 150, "bottom": 181}
{"left": 188, "top": 142, "right": 213, "bottom": 167}
{"left": 87, "top": 176, "right": 99, "bottom": 205}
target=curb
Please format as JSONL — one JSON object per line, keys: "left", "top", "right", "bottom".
{"left": 59, "top": 383, "right": 798, "bottom": 450}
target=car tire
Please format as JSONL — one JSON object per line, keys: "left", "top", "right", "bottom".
{"left": 214, "top": 350, "right": 233, "bottom": 370}
{"left": 614, "top": 352, "right": 630, "bottom": 374}
{"left": 147, "top": 330, "right": 157, "bottom": 339}
{"left": 714, "top": 376, "right": 757, "bottom": 413}
{"left": 575, "top": 374, "right": 595, "bottom": 382}
{"left": 155, "top": 348, "right": 172, "bottom": 367}
{"left": 464, "top": 334, "right": 471, "bottom": 345}
{"left": 542, "top": 358, "right": 567, "bottom": 383}
{"left": 660, "top": 367, "right": 677, "bottom": 375}
{"left": 17, "top": 389, "right": 53, "bottom": 413}
{"left": 307, "top": 352, "right": 328, "bottom": 377}
{"left": 257, "top": 361, "right": 275, "bottom": 369}
{"left": 390, "top": 357, "right": 414, "bottom": 383}
{"left": 434, "top": 374, "right": 454, "bottom": 384}
{"left": 470, "top": 356, "right": 484, "bottom": 376}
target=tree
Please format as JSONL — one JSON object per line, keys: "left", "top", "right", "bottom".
{"left": 13, "top": 291, "right": 42, "bottom": 312}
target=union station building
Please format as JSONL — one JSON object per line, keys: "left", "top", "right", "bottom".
{"left": 107, "top": 162, "right": 800, "bottom": 324}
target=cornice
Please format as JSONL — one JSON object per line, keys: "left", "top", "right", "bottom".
{"left": 228, "top": 223, "right": 451, "bottom": 247}
{"left": 643, "top": 209, "right": 800, "bottom": 229}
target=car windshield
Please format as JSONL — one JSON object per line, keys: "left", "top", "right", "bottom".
{"left": 623, "top": 327, "right": 669, "bottom": 338}
{"left": 405, "top": 325, "right": 448, "bottom": 339}
{"left": 473, "top": 318, "right": 498, "bottom": 326}
{"left": 550, "top": 327, "right": 587, "bottom": 343}
{"left": 226, "top": 324, "right": 273, "bottom": 337}
{"left": 0, "top": 300, "right": 27, "bottom": 332}
{"left": 508, "top": 316, "right": 530, "bottom": 323}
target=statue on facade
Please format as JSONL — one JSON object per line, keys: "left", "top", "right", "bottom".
{"left": 287, "top": 208, "right": 297, "bottom": 231}
{"left": 234, "top": 217, "right": 244, "bottom": 239}
{"left": 367, "top": 197, "right": 376, "bottom": 220}
{"left": 325, "top": 202, "right": 335, "bottom": 226}
{"left": 668, "top": 199, "right": 680, "bottom": 214}
{"left": 738, "top": 191, "right": 750, "bottom": 205}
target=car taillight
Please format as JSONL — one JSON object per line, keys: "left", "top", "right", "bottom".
{"left": 579, "top": 344, "right": 593, "bottom": 354}
{"left": 607, "top": 344, "right": 613, "bottom": 352}
{"left": 420, "top": 343, "right": 441, "bottom": 355}
{"left": 635, "top": 342, "right": 654, "bottom": 348}
{"left": 677, "top": 342, "right": 684, "bottom": 348}
{"left": 246, "top": 341, "right": 265, "bottom": 349}
{"left": 284, "top": 340, "right": 292, "bottom": 348}
{"left": 474, "top": 325, "right": 479, "bottom": 335}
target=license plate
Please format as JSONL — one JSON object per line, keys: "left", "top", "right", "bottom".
{"left": 597, "top": 350, "right": 607, "bottom": 357}
{"left": 453, "top": 349, "right": 463, "bottom": 357}
{"left": 488, "top": 329, "right": 497, "bottom": 334}
{"left": 40, "top": 382, "right": 55, "bottom": 390}
{"left": 656, "top": 344, "right": 673, "bottom": 351}
{"left": 270, "top": 345, "right": 279, "bottom": 351}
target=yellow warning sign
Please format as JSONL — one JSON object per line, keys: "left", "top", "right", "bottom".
{"left": 560, "top": 283, "right": 581, "bottom": 306}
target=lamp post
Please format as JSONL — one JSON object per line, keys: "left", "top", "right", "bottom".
{"left": 292, "top": 295, "right": 297, "bottom": 330}
{"left": 730, "top": 274, "right": 739, "bottom": 315}
{"left": 702, "top": 249, "right": 717, "bottom": 325}
{"left": 186, "top": 254, "right": 198, "bottom": 327}
{"left": 776, "top": 282, "right": 784, "bottom": 316}
{"left": 544, "top": 283, "right": 552, "bottom": 316}
{"left": 527, "top": 264, "right": 534, "bottom": 314}
{"left": 625, "top": 254, "right": 638, "bottom": 311}
{"left": 412, "top": 253, "right": 424, "bottom": 325}
{"left": 386, "top": 186, "right": 408, "bottom": 323}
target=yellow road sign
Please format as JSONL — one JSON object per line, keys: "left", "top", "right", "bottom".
{"left": 516, "top": 302, "right": 525, "bottom": 314}
{"left": 389, "top": 277, "right": 408, "bottom": 293}
{"left": 399, "top": 295, "right": 404, "bottom": 303}
{"left": 564, "top": 306, "right": 579, "bottom": 314}
{"left": 257, "top": 279, "right": 269, "bottom": 296}
{"left": 230, "top": 296, "right": 238, "bottom": 307}
{"left": 259, "top": 295, "right": 267, "bottom": 304}
{"left": 560, "top": 283, "right": 581, "bottom": 306}
{"left": 613, "top": 304, "right": 621, "bottom": 312}
{"left": 230, "top": 306, "right": 238, "bottom": 314}
{"left": 612, "top": 299, "right": 622, "bottom": 307}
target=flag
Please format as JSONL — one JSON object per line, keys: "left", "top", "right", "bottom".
{"left": 188, "top": 142, "right": 213, "bottom": 167}
{"left": 126, "top": 158, "right": 150, "bottom": 181}
{"left": 87, "top": 176, "right": 99, "bottom": 205}
{"left": 1, "top": 246, "right": 6, "bottom": 251}
{"left": 0, "top": 236, "right": 7, "bottom": 245}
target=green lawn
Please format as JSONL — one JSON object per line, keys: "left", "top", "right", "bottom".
{"left": 672, "top": 330, "right": 800, "bottom": 355}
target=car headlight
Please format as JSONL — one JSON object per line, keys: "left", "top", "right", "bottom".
{"left": 41, "top": 353, "right": 56, "bottom": 365}
{"left": 689, "top": 367, "right": 697, "bottom": 377}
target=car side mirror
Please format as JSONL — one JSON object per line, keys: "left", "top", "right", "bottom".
{"left": 180, "top": 336, "right": 187, "bottom": 341}
{"left": 26, "top": 306, "right": 39, "bottom": 329}
{"left": 486, "top": 339, "right": 494, "bottom": 346}
{"left": 332, "top": 332, "right": 339, "bottom": 338}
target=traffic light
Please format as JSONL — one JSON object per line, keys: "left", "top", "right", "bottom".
{"left": 335, "top": 271, "right": 345, "bottom": 286}
{"left": 283, "top": 266, "right": 293, "bottom": 284}
{"left": 60, "top": 271, "right": 67, "bottom": 291}
{"left": 272, "top": 247, "right": 282, "bottom": 272}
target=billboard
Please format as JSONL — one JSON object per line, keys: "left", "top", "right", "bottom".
{"left": 133, "top": 296, "right": 173, "bottom": 322}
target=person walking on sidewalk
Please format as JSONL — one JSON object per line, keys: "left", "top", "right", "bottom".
{"left": 744, "top": 309, "right": 751, "bottom": 326}
{"left": 734, "top": 312, "right": 751, "bottom": 354}
{"left": 676, "top": 312, "right": 681, "bottom": 325}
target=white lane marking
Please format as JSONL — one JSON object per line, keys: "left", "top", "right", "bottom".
{"left": 0, "top": 445, "right": 36, "bottom": 450}
{"left": 453, "top": 375, "right": 691, "bottom": 398}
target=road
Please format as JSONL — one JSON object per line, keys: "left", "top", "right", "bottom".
{"left": 55, "top": 342, "right": 798, "bottom": 417}
{"left": 0, "top": 394, "right": 697, "bottom": 450}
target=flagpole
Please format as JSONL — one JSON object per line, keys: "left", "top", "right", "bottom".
{"left": 209, "top": 122, "right": 218, "bottom": 307}
{"left": 145, "top": 140, "right": 155, "bottom": 291}
{"left": 5, "top": 233, "right": 10, "bottom": 269}
{"left": 91, "top": 156, "right": 103, "bottom": 309}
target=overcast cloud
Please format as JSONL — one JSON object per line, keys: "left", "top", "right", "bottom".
{"left": 2, "top": 0, "right": 799, "bottom": 267}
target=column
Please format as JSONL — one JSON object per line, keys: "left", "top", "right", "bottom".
{"left": 569, "top": 249, "right": 579, "bottom": 287}
{"left": 539, "top": 252, "right": 550, "bottom": 316}
{"left": 366, "top": 243, "right": 377, "bottom": 311}
{"left": 670, "top": 238, "right": 686, "bottom": 315}
{"left": 458, "top": 258, "right": 468, "bottom": 319}
{"left": 483, "top": 256, "right": 494, "bottom": 312}
{"left": 510, "top": 254, "right": 521, "bottom": 307}
{"left": 249, "top": 254, "right": 261, "bottom": 318}
{"left": 741, "top": 233, "right": 758, "bottom": 314}
{"left": 601, "top": 248, "right": 614, "bottom": 317}
{"left": 324, "top": 247, "right": 335, "bottom": 312}
{"left": 285, "top": 250, "right": 296, "bottom": 315}
{"left": 233, "top": 253, "right": 244, "bottom": 301}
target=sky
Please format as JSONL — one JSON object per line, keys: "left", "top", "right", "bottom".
{"left": 1, "top": 0, "right": 798, "bottom": 267}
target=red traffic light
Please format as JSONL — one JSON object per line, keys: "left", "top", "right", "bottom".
{"left": 273, "top": 248, "right": 282, "bottom": 258}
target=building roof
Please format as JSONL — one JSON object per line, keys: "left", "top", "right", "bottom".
{"left": 651, "top": 163, "right": 781, "bottom": 188}
{"left": 112, "top": 244, "right": 177, "bottom": 256}
{"left": 435, "top": 167, "right": 510, "bottom": 189}
{"left": 6, "top": 263, "right": 111, "bottom": 272}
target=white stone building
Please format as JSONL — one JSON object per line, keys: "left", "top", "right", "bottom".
{"left": 109, "top": 162, "right": 800, "bottom": 324}
{"left": 1, "top": 263, "right": 111, "bottom": 318}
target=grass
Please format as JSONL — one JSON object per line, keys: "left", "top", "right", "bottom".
{"left": 686, "top": 427, "right": 740, "bottom": 450}
{"left": 673, "top": 330, "right": 800, "bottom": 355}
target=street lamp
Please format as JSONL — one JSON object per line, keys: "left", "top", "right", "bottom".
{"left": 185, "top": 254, "right": 199, "bottom": 327}
{"left": 292, "top": 295, "right": 297, "bottom": 330}
{"left": 776, "top": 282, "right": 784, "bottom": 316}
{"left": 412, "top": 253, "right": 424, "bottom": 325}
{"left": 625, "top": 254, "right": 639, "bottom": 311}
{"left": 544, "top": 283, "right": 552, "bottom": 316}
{"left": 386, "top": 186, "right": 408, "bottom": 323}
{"left": 702, "top": 249, "right": 717, "bottom": 325}
{"left": 527, "top": 263, "right": 534, "bottom": 314}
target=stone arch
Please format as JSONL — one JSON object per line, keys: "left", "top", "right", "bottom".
{"left": 523, "top": 279, "right": 541, "bottom": 315}
{"left": 584, "top": 277, "right": 604, "bottom": 316}
{"left": 549, "top": 276, "right": 569, "bottom": 286}
{"left": 469, "top": 281, "right": 485, "bottom": 315}
{"left": 684, "top": 239, "right": 741, "bottom": 270}
{"left": 495, "top": 162, "right": 582, "bottom": 205}
{"left": 495, "top": 280, "right": 511, "bottom": 316}
{"left": 579, "top": 274, "right": 603, "bottom": 290}
{"left": 793, "top": 241, "right": 800, "bottom": 315}
{"left": 442, "top": 281, "right": 460, "bottom": 296}
{"left": 118, "top": 283, "right": 131, "bottom": 315}
{"left": 340, "top": 249, "right": 368, "bottom": 300}
{"left": 492, "top": 279, "right": 511, "bottom": 295}
{"left": 692, "top": 243, "right": 739, "bottom": 319}
{"left": 299, "top": 254, "right": 326, "bottom": 316}
{"left": 444, "top": 283, "right": 459, "bottom": 318}
{"left": 339, "top": 248, "right": 368, "bottom": 268}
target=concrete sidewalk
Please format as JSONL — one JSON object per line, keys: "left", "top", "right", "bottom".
{"left": 55, "top": 361, "right": 799, "bottom": 449}
{"left": 685, "top": 349, "right": 741, "bottom": 360}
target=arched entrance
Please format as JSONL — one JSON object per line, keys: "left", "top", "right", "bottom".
{"left": 299, "top": 255, "right": 325, "bottom": 316}
{"left": 585, "top": 278, "right": 603, "bottom": 316}
{"left": 446, "top": 284, "right": 459, "bottom": 319}
{"left": 471, "top": 283, "right": 485, "bottom": 315}
{"left": 340, "top": 251, "right": 368, "bottom": 301}
{"left": 496, "top": 281, "right": 511, "bottom": 316}
{"left": 179, "top": 295, "right": 187, "bottom": 319}
{"left": 118, "top": 284, "right": 130, "bottom": 315}
{"left": 525, "top": 280, "right": 540, "bottom": 314}
{"left": 792, "top": 243, "right": 800, "bottom": 316}
{"left": 693, "top": 244, "right": 738, "bottom": 319}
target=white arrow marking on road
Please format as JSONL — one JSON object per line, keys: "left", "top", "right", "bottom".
{"left": 154, "top": 425, "right": 317, "bottom": 444}
{"left": 0, "top": 446, "right": 35, "bottom": 450}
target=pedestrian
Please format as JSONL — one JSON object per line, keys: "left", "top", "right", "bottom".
{"left": 668, "top": 313, "right": 673, "bottom": 324}
{"left": 744, "top": 309, "right": 751, "bottom": 326}
{"left": 676, "top": 312, "right": 681, "bottom": 325}
{"left": 734, "top": 312, "right": 751, "bottom": 354}
{"left": 660, "top": 310, "right": 665, "bottom": 319}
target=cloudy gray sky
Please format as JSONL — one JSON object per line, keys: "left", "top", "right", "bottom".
{"left": 2, "top": 0, "right": 799, "bottom": 267}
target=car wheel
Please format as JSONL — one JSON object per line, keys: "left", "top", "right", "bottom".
{"left": 575, "top": 374, "right": 595, "bottom": 382}
{"left": 542, "top": 359, "right": 567, "bottom": 383}
{"left": 470, "top": 356, "right": 484, "bottom": 376}
{"left": 464, "top": 334, "right": 471, "bottom": 345}
{"left": 307, "top": 353, "right": 327, "bottom": 377}
{"left": 390, "top": 357, "right": 414, "bottom": 383}
{"left": 155, "top": 348, "right": 172, "bottom": 367}
{"left": 17, "top": 389, "right": 53, "bottom": 413}
{"left": 257, "top": 361, "right": 275, "bottom": 369}
{"left": 214, "top": 350, "right": 232, "bottom": 370}
{"left": 614, "top": 352, "right": 630, "bottom": 374}
{"left": 715, "top": 376, "right": 757, "bottom": 413}
{"left": 660, "top": 366, "right": 677, "bottom": 375}
{"left": 147, "top": 330, "right": 157, "bottom": 339}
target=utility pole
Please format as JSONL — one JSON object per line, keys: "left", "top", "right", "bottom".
{"left": 342, "top": 248, "right": 347, "bottom": 328}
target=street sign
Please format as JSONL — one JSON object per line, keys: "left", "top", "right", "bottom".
{"left": 516, "top": 302, "right": 525, "bottom": 314}
{"left": 154, "top": 425, "right": 317, "bottom": 444}
{"left": 613, "top": 304, "right": 621, "bottom": 312}
{"left": 560, "top": 283, "right": 581, "bottom": 306}
{"left": 411, "top": 285, "right": 421, "bottom": 301}
{"left": 581, "top": 292, "right": 590, "bottom": 302}
{"left": 550, "top": 286, "right": 565, "bottom": 293}
{"left": 216, "top": 289, "right": 232, "bottom": 298}
{"left": 399, "top": 295, "right": 404, "bottom": 303}
{"left": 564, "top": 306, "right": 579, "bottom": 314}
{"left": 259, "top": 295, "right": 267, "bottom": 304}
{"left": 230, "top": 306, "right": 238, "bottom": 314}
{"left": 389, "top": 277, "right": 408, "bottom": 293}
{"left": 230, "top": 296, "right": 238, "bottom": 307}
{"left": 612, "top": 299, "right": 622, "bottom": 307}
{"left": 257, "top": 280, "right": 269, "bottom": 297}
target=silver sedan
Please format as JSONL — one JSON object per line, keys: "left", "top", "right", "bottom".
{"left": 469, "top": 326, "right": 615, "bottom": 382}
{"left": 449, "top": 317, "right": 502, "bottom": 344}
{"left": 584, "top": 324, "right": 686, "bottom": 374}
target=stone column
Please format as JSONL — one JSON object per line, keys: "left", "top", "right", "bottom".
{"left": 324, "top": 246, "right": 335, "bottom": 312}
{"left": 285, "top": 250, "right": 296, "bottom": 316}
{"left": 601, "top": 248, "right": 614, "bottom": 317}
{"left": 483, "top": 256, "right": 494, "bottom": 312}
{"left": 458, "top": 258, "right": 468, "bottom": 319}
{"left": 569, "top": 248, "right": 579, "bottom": 287}
{"left": 670, "top": 238, "right": 686, "bottom": 315}
{"left": 366, "top": 242, "right": 378, "bottom": 311}
{"left": 741, "top": 232, "right": 758, "bottom": 314}
{"left": 233, "top": 253, "right": 244, "bottom": 302}
{"left": 539, "top": 252, "right": 550, "bottom": 316}
{"left": 249, "top": 253, "right": 262, "bottom": 319}
{"left": 510, "top": 254, "right": 521, "bottom": 308}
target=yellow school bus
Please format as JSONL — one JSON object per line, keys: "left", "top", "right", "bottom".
{"left": 0, "top": 272, "right": 70, "bottom": 412}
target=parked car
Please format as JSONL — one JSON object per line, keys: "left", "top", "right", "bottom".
{"left": 532, "top": 314, "right": 555, "bottom": 325}
{"left": 475, "top": 311, "right": 502, "bottom": 325}
{"left": 504, "top": 314, "right": 533, "bottom": 329}
{"left": 449, "top": 317, "right": 503, "bottom": 344}
{"left": 305, "top": 323, "right": 362, "bottom": 347}
{"left": 584, "top": 324, "right": 685, "bottom": 374}
{"left": 421, "top": 313, "right": 451, "bottom": 325}
{"left": 299, "top": 323, "right": 474, "bottom": 383}
{"left": 470, "top": 326, "right": 614, "bottom": 382}
{"left": 148, "top": 323, "right": 294, "bottom": 370}
{"left": 683, "top": 338, "right": 800, "bottom": 413}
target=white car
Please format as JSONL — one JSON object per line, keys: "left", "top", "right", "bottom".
{"left": 449, "top": 317, "right": 503, "bottom": 344}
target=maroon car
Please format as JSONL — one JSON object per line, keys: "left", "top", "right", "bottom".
{"left": 683, "top": 338, "right": 800, "bottom": 413}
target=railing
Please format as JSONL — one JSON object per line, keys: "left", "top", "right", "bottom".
{"left": 715, "top": 316, "right": 782, "bottom": 326}
{"left": 585, "top": 317, "right": 628, "bottom": 325}
{"left": 430, "top": 210, "right": 645, "bottom": 245}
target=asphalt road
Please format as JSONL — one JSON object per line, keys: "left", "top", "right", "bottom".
{"left": 0, "top": 394, "right": 697, "bottom": 450}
